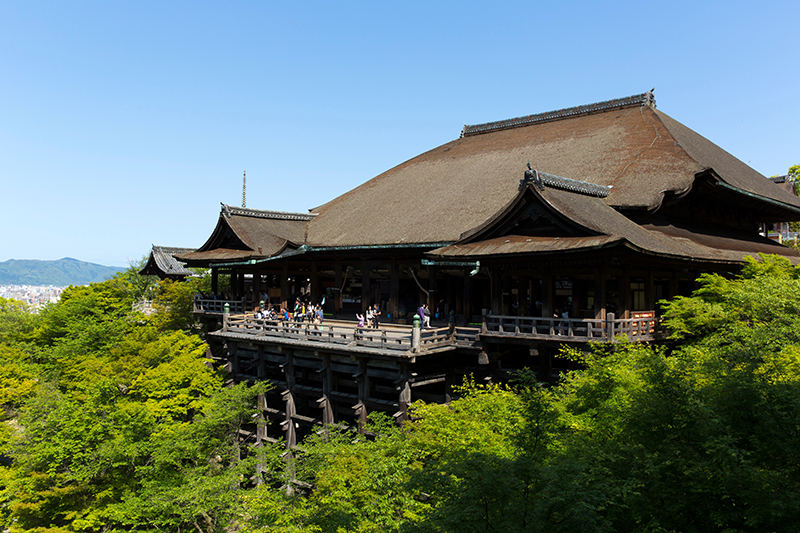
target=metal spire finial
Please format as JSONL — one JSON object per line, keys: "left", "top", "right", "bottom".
{"left": 242, "top": 170, "right": 246, "bottom": 208}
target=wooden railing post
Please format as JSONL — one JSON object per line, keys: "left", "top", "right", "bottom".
{"left": 606, "top": 312, "right": 615, "bottom": 339}
{"left": 412, "top": 314, "right": 421, "bottom": 353}
{"left": 481, "top": 309, "right": 487, "bottom": 333}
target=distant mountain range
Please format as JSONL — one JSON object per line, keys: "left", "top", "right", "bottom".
{"left": 0, "top": 258, "right": 126, "bottom": 286}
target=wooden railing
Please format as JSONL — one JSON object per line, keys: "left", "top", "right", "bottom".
{"left": 482, "top": 312, "right": 664, "bottom": 341}
{"left": 217, "top": 311, "right": 664, "bottom": 353}
{"left": 222, "top": 314, "right": 456, "bottom": 353}
{"left": 193, "top": 299, "right": 246, "bottom": 314}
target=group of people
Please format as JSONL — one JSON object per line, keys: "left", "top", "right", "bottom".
{"left": 293, "top": 298, "right": 325, "bottom": 324}
{"left": 251, "top": 298, "right": 324, "bottom": 324}
{"left": 356, "top": 304, "right": 381, "bottom": 329}
{"left": 417, "top": 303, "right": 431, "bottom": 329}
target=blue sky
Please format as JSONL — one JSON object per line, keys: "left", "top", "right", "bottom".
{"left": 2, "top": 1, "right": 798, "bottom": 267}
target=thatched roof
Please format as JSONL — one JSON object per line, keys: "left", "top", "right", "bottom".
{"left": 305, "top": 92, "right": 800, "bottom": 249}
{"left": 182, "top": 92, "right": 799, "bottom": 267}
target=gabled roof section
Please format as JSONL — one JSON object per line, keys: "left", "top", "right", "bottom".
{"left": 139, "top": 246, "right": 196, "bottom": 279}
{"left": 176, "top": 204, "right": 315, "bottom": 266}
{"left": 457, "top": 169, "right": 610, "bottom": 244}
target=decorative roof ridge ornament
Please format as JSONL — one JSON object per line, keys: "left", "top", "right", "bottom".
{"left": 523, "top": 162, "right": 545, "bottom": 191}
{"left": 461, "top": 90, "right": 657, "bottom": 138}
{"left": 221, "top": 204, "right": 318, "bottom": 221}
{"left": 521, "top": 165, "right": 612, "bottom": 198}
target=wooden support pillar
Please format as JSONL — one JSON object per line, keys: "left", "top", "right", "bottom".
{"left": 253, "top": 269, "right": 262, "bottom": 304}
{"left": 361, "top": 261, "right": 371, "bottom": 313}
{"left": 321, "top": 353, "right": 333, "bottom": 425}
{"left": 227, "top": 343, "right": 239, "bottom": 376}
{"left": 334, "top": 263, "right": 343, "bottom": 316}
{"left": 518, "top": 277, "right": 528, "bottom": 316}
{"left": 237, "top": 270, "right": 245, "bottom": 301}
{"left": 670, "top": 270, "right": 679, "bottom": 300}
{"left": 428, "top": 264, "right": 438, "bottom": 311}
{"left": 536, "top": 346, "right": 552, "bottom": 383}
{"left": 594, "top": 267, "right": 605, "bottom": 320}
{"left": 211, "top": 268, "right": 219, "bottom": 295}
{"left": 502, "top": 274, "right": 512, "bottom": 315}
{"left": 284, "top": 351, "right": 297, "bottom": 448}
{"left": 389, "top": 260, "right": 399, "bottom": 323}
{"left": 491, "top": 268, "right": 502, "bottom": 315}
{"left": 541, "top": 272, "right": 554, "bottom": 318}
{"left": 646, "top": 269, "right": 654, "bottom": 311}
{"left": 620, "top": 268, "right": 630, "bottom": 319}
{"left": 398, "top": 363, "right": 411, "bottom": 422}
{"left": 463, "top": 268, "right": 471, "bottom": 324}
{"left": 281, "top": 263, "right": 289, "bottom": 311}
{"left": 356, "top": 359, "right": 369, "bottom": 433}
{"left": 445, "top": 353, "right": 454, "bottom": 404}
{"left": 310, "top": 263, "right": 320, "bottom": 305}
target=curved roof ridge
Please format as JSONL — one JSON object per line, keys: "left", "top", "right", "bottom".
{"left": 223, "top": 204, "right": 317, "bottom": 221}
{"left": 526, "top": 168, "right": 612, "bottom": 198}
{"left": 461, "top": 90, "right": 655, "bottom": 138}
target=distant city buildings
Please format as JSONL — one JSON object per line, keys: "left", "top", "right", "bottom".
{"left": 0, "top": 285, "right": 64, "bottom": 307}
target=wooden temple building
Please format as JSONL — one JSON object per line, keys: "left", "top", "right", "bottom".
{"left": 173, "top": 91, "right": 800, "bottom": 444}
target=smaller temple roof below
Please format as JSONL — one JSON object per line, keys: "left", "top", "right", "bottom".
{"left": 428, "top": 172, "right": 799, "bottom": 265}
{"left": 140, "top": 246, "right": 196, "bottom": 279}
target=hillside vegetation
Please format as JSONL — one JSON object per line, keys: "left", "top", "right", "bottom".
{"left": 0, "top": 258, "right": 125, "bottom": 286}
{"left": 0, "top": 255, "right": 799, "bottom": 532}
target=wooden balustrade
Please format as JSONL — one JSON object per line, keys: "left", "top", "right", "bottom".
{"left": 218, "top": 310, "right": 665, "bottom": 353}
{"left": 482, "top": 312, "right": 664, "bottom": 341}
{"left": 194, "top": 298, "right": 245, "bottom": 314}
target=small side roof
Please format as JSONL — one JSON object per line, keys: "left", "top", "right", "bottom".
{"left": 139, "top": 246, "right": 196, "bottom": 278}
{"left": 176, "top": 205, "right": 315, "bottom": 266}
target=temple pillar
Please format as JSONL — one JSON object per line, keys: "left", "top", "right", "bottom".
{"left": 541, "top": 271, "right": 554, "bottom": 318}
{"left": 281, "top": 263, "right": 289, "bottom": 311}
{"left": 389, "top": 260, "right": 399, "bottom": 323}
{"left": 284, "top": 351, "right": 296, "bottom": 448}
{"left": 321, "top": 354, "right": 333, "bottom": 425}
{"left": 620, "top": 268, "right": 630, "bottom": 319}
{"left": 428, "top": 264, "right": 438, "bottom": 311}
{"left": 334, "top": 263, "right": 343, "bottom": 316}
{"left": 502, "top": 274, "right": 512, "bottom": 315}
{"left": 646, "top": 269, "right": 654, "bottom": 311}
{"left": 311, "top": 263, "right": 320, "bottom": 306}
{"left": 356, "top": 359, "right": 369, "bottom": 433}
{"left": 491, "top": 268, "right": 502, "bottom": 315}
{"left": 594, "top": 267, "right": 605, "bottom": 320}
{"left": 361, "top": 262, "right": 371, "bottom": 313}
{"left": 463, "top": 268, "right": 471, "bottom": 323}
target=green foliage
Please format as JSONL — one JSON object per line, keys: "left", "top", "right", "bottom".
{"left": 0, "top": 344, "right": 38, "bottom": 413}
{"left": 149, "top": 277, "right": 201, "bottom": 332}
{"left": 0, "top": 297, "right": 37, "bottom": 345}
{"left": 6, "top": 253, "right": 800, "bottom": 532}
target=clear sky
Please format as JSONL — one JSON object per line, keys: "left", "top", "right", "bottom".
{"left": 2, "top": 1, "right": 798, "bottom": 267}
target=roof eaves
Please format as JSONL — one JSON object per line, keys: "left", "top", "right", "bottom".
{"left": 714, "top": 182, "right": 800, "bottom": 217}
